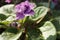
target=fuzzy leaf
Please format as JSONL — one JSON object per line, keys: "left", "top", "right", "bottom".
{"left": 30, "top": 6, "right": 49, "bottom": 21}
{"left": 39, "top": 21, "right": 56, "bottom": 40}
{"left": 0, "top": 14, "right": 8, "bottom": 21}
{"left": 0, "top": 28, "right": 23, "bottom": 40}
{"left": 0, "top": 4, "right": 15, "bottom": 16}
{"left": 0, "top": 4, "right": 15, "bottom": 21}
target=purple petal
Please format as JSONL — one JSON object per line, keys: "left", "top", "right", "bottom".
{"left": 24, "top": 10, "right": 34, "bottom": 16}
{"left": 24, "top": 5, "right": 31, "bottom": 13}
{"left": 15, "top": 4, "right": 26, "bottom": 13}
{"left": 16, "top": 13, "right": 25, "bottom": 20}
{"left": 24, "top": 1, "right": 30, "bottom": 6}
{"left": 5, "top": 0, "right": 11, "bottom": 3}
{"left": 15, "top": 1, "right": 35, "bottom": 20}
{"left": 29, "top": 3, "right": 36, "bottom": 9}
{"left": 15, "top": 4, "right": 21, "bottom": 12}
{"left": 24, "top": 1, "right": 36, "bottom": 9}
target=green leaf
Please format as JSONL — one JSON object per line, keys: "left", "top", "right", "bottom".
{"left": 0, "top": 20, "right": 11, "bottom": 28}
{"left": 39, "top": 21, "right": 56, "bottom": 40}
{"left": 0, "top": 28, "right": 23, "bottom": 40}
{"left": 0, "top": 5, "right": 23, "bottom": 37}
{"left": 51, "top": 10, "right": 60, "bottom": 39}
{"left": 0, "top": 17, "right": 15, "bottom": 28}
{"left": 0, "top": 4, "right": 15, "bottom": 21}
{"left": 0, "top": 14, "right": 8, "bottom": 21}
{"left": 6, "top": 16, "right": 16, "bottom": 21}
{"left": 0, "top": 4, "right": 15, "bottom": 16}
{"left": 27, "top": 27, "right": 44, "bottom": 40}
{"left": 30, "top": 6, "right": 49, "bottom": 21}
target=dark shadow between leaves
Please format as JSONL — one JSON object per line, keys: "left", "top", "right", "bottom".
{"left": 52, "top": 20, "right": 60, "bottom": 39}
{"left": 0, "top": 14, "right": 8, "bottom": 21}
{"left": 26, "top": 26, "right": 43, "bottom": 40}
{"left": 0, "top": 28, "right": 6, "bottom": 34}
{"left": 5, "top": 27, "right": 19, "bottom": 34}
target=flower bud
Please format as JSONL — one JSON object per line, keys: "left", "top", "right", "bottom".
{"left": 10, "top": 22, "right": 21, "bottom": 28}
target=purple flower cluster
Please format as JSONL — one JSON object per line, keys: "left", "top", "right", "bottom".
{"left": 5, "top": 0, "right": 11, "bottom": 3}
{"left": 15, "top": 1, "right": 36, "bottom": 20}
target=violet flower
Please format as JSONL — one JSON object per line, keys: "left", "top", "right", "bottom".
{"left": 15, "top": 1, "right": 36, "bottom": 20}
{"left": 5, "top": 0, "right": 11, "bottom": 3}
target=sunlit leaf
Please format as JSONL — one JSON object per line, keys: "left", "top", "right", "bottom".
{"left": 39, "top": 21, "right": 56, "bottom": 40}
{"left": 0, "top": 4, "right": 15, "bottom": 21}
{"left": 0, "top": 4, "right": 15, "bottom": 16}
{"left": 0, "top": 28, "right": 23, "bottom": 40}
